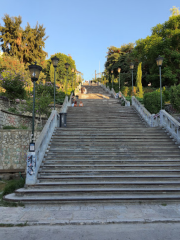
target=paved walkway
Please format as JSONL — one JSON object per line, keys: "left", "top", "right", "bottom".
{"left": 1, "top": 202, "right": 180, "bottom": 226}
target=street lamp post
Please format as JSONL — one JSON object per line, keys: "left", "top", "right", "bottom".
{"left": 72, "top": 68, "right": 74, "bottom": 94}
{"left": 111, "top": 69, "right": 114, "bottom": 89}
{"left": 28, "top": 62, "right": 42, "bottom": 151}
{"left": 156, "top": 55, "right": 164, "bottom": 110}
{"left": 130, "top": 63, "right": 134, "bottom": 95}
{"left": 118, "top": 67, "right": 121, "bottom": 92}
{"left": 51, "top": 56, "right": 59, "bottom": 110}
{"left": 102, "top": 72, "right": 105, "bottom": 85}
{"left": 65, "top": 63, "right": 70, "bottom": 95}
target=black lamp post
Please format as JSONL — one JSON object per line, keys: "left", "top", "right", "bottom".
{"left": 51, "top": 56, "right": 59, "bottom": 110}
{"left": 102, "top": 72, "right": 105, "bottom": 85}
{"left": 156, "top": 55, "right": 164, "bottom": 110}
{"left": 130, "top": 63, "right": 134, "bottom": 95}
{"left": 71, "top": 68, "right": 74, "bottom": 93}
{"left": 111, "top": 69, "right": 114, "bottom": 89}
{"left": 28, "top": 62, "right": 42, "bottom": 151}
{"left": 65, "top": 63, "right": 70, "bottom": 95}
{"left": 118, "top": 67, "right": 121, "bottom": 92}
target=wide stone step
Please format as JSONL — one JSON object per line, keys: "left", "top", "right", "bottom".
{"left": 33, "top": 181, "right": 180, "bottom": 187}
{"left": 15, "top": 187, "right": 180, "bottom": 195}
{"left": 45, "top": 155, "right": 180, "bottom": 160}
{"left": 40, "top": 166, "right": 180, "bottom": 171}
{"left": 43, "top": 162, "right": 180, "bottom": 167}
{"left": 4, "top": 193, "right": 180, "bottom": 203}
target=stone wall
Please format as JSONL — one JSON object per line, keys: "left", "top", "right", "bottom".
{"left": 0, "top": 130, "right": 40, "bottom": 170}
{"left": 0, "top": 110, "right": 47, "bottom": 129}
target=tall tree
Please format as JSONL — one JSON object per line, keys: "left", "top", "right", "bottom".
{"left": 136, "top": 62, "right": 143, "bottom": 98}
{"left": 50, "top": 63, "right": 54, "bottom": 83}
{"left": 0, "top": 14, "right": 48, "bottom": 64}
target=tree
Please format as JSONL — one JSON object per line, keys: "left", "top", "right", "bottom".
{"left": 45, "top": 53, "right": 77, "bottom": 93}
{"left": 50, "top": 63, "right": 54, "bottom": 83}
{"left": 136, "top": 62, "right": 143, "bottom": 98}
{"left": 170, "top": 6, "right": 180, "bottom": 16}
{"left": 0, "top": 71, "right": 27, "bottom": 100}
{"left": 0, "top": 14, "right": 48, "bottom": 64}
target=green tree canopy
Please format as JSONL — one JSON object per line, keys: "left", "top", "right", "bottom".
{"left": 0, "top": 14, "right": 48, "bottom": 65}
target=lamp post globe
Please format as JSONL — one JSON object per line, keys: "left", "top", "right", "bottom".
{"left": 28, "top": 62, "right": 42, "bottom": 151}
{"left": 51, "top": 56, "right": 59, "bottom": 110}
{"left": 130, "top": 63, "right": 134, "bottom": 95}
{"left": 156, "top": 55, "right": 164, "bottom": 110}
{"left": 118, "top": 67, "right": 121, "bottom": 92}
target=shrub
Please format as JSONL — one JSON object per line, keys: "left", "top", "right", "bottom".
{"left": 0, "top": 71, "right": 26, "bottom": 100}
{"left": 143, "top": 91, "right": 165, "bottom": 114}
{"left": 3, "top": 126, "right": 17, "bottom": 129}
{"left": 3, "top": 179, "right": 25, "bottom": 196}
{"left": 122, "top": 86, "right": 129, "bottom": 97}
{"left": 169, "top": 84, "right": 180, "bottom": 112}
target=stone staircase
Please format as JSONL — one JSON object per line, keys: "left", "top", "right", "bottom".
{"left": 4, "top": 86, "right": 180, "bottom": 203}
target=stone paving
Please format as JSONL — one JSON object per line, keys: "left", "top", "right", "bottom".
{"left": 1, "top": 202, "right": 180, "bottom": 226}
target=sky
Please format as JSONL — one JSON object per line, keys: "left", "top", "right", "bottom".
{"left": 0, "top": 0, "right": 179, "bottom": 81}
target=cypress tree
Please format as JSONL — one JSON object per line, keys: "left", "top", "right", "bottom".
{"left": 136, "top": 62, "right": 143, "bottom": 98}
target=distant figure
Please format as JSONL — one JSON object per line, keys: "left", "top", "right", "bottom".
{"left": 79, "top": 101, "right": 83, "bottom": 107}
{"left": 84, "top": 87, "right": 87, "bottom": 94}
{"left": 74, "top": 101, "right": 77, "bottom": 107}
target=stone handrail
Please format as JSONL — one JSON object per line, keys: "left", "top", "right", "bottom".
{"left": 131, "top": 97, "right": 180, "bottom": 142}
{"left": 25, "top": 92, "right": 72, "bottom": 185}
{"left": 26, "top": 110, "right": 58, "bottom": 185}
{"left": 160, "top": 110, "right": 180, "bottom": 143}
{"left": 111, "top": 88, "right": 116, "bottom": 98}
{"left": 119, "top": 92, "right": 130, "bottom": 107}
{"left": 132, "top": 96, "right": 155, "bottom": 127}
{"left": 60, "top": 93, "right": 72, "bottom": 113}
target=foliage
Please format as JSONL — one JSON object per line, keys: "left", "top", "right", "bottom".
{"left": 0, "top": 71, "right": 27, "bottom": 100}
{"left": 45, "top": 53, "right": 77, "bottom": 94}
{"left": 8, "top": 107, "right": 19, "bottom": 114}
{"left": 136, "top": 62, "right": 143, "bottom": 98}
{"left": 3, "top": 126, "right": 17, "bottom": 129}
{"left": 2, "top": 179, "right": 25, "bottom": 196}
{"left": 50, "top": 63, "right": 54, "bottom": 83}
{"left": 0, "top": 14, "right": 48, "bottom": 65}
{"left": 169, "top": 84, "right": 180, "bottom": 112}
{"left": 143, "top": 91, "right": 165, "bottom": 113}
{"left": 105, "top": 43, "right": 135, "bottom": 85}
{"left": 104, "top": 7, "right": 180, "bottom": 89}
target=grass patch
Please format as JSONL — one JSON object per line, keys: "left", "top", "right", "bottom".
{"left": 0, "top": 222, "right": 27, "bottom": 227}
{"left": 3, "top": 126, "right": 17, "bottom": 129}
{"left": 0, "top": 179, "right": 25, "bottom": 207}
{"left": 161, "top": 203, "right": 167, "bottom": 206}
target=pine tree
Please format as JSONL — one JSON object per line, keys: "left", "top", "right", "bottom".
{"left": 0, "top": 14, "right": 48, "bottom": 64}
{"left": 136, "top": 62, "right": 143, "bottom": 98}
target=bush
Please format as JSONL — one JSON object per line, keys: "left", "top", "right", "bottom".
{"left": 169, "top": 84, "right": 180, "bottom": 112}
{"left": 143, "top": 91, "right": 165, "bottom": 114}
{"left": 0, "top": 71, "right": 27, "bottom": 100}
{"left": 3, "top": 179, "right": 25, "bottom": 196}
{"left": 8, "top": 107, "right": 19, "bottom": 114}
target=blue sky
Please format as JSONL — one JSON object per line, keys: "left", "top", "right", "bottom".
{"left": 0, "top": 0, "right": 179, "bottom": 80}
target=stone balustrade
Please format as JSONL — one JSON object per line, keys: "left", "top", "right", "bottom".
{"left": 26, "top": 94, "right": 71, "bottom": 185}
{"left": 132, "top": 96, "right": 180, "bottom": 143}
{"left": 132, "top": 96, "right": 153, "bottom": 127}
{"left": 160, "top": 110, "right": 180, "bottom": 144}
{"left": 26, "top": 110, "right": 58, "bottom": 185}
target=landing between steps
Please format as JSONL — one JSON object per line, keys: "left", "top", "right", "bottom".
{"left": 1, "top": 202, "right": 180, "bottom": 226}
